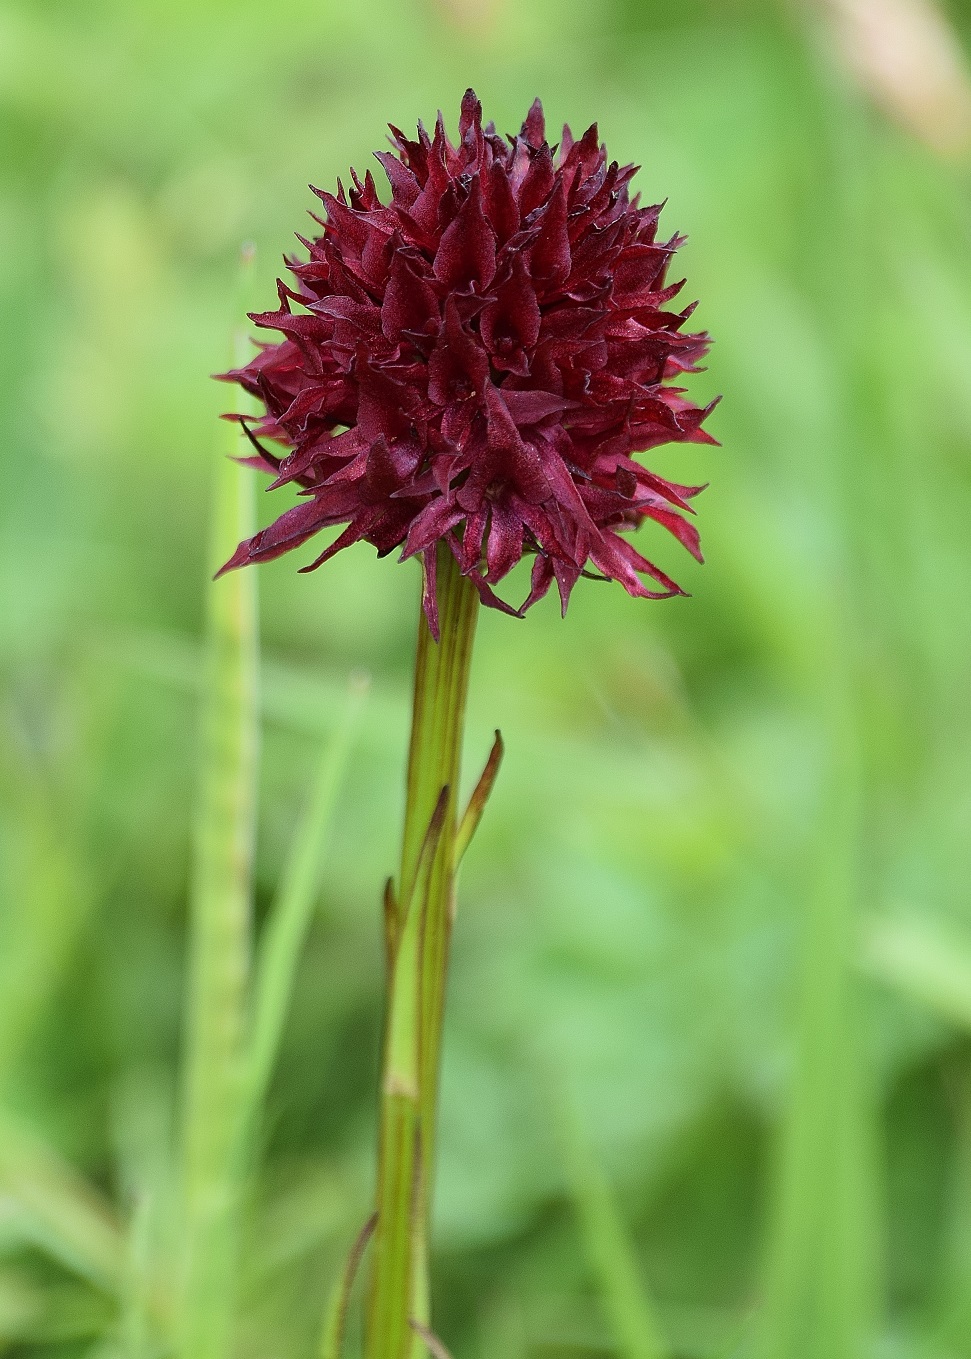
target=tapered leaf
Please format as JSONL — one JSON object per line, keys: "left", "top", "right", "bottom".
{"left": 0, "top": 1112, "right": 124, "bottom": 1293}
{"left": 320, "top": 1213, "right": 378, "bottom": 1359}
{"left": 409, "top": 1318, "right": 455, "bottom": 1359}
{"left": 454, "top": 730, "right": 503, "bottom": 869}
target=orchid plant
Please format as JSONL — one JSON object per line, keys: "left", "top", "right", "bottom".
{"left": 218, "top": 90, "right": 715, "bottom": 1358}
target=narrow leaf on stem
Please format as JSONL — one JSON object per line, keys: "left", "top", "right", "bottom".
{"left": 454, "top": 730, "right": 504, "bottom": 869}
{"left": 409, "top": 1318, "right": 455, "bottom": 1359}
{"left": 320, "top": 1213, "right": 378, "bottom": 1359}
{"left": 386, "top": 786, "right": 449, "bottom": 1101}
{"left": 383, "top": 877, "right": 399, "bottom": 975}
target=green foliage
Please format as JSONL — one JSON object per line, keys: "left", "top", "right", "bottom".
{"left": 553, "top": 1077, "right": 668, "bottom": 1359}
{"left": 3, "top": 1, "right": 971, "bottom": 1356}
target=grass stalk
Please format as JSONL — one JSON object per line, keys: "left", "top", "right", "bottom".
{"left": 245, "top": 672, "right": 368, "bottom": 1138}
{"left": 756, "top": 32, "right": 879, "bottom": 1356}
{"left": 555, "top": 1083, "right": 668, "bottom": 1359}
{"left": 755, "top": 665, "right": 873, "bottom": 1359}
{"left": 177, "top": 250, "right": 259, "bottom": 1359}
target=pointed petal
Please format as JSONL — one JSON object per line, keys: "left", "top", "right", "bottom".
{"left": 530, "top": 181, "right": 571, "bottom": 284}
{"left": 485, "top": 500, "right": 524, "bottom": 582}
{"left": 433, "top": 177, "right": 497, "bottom": 292}
{"left": 215, "top": 499, "right": 326, "bottom": 576}
{"left": 521, "top": 97, "right": 546, "bottom": 148}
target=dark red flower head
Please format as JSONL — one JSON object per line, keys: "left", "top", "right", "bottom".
{"left": 219, "top": 90, "right": 718, "bottom": 636}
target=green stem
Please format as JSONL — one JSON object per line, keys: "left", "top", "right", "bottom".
{"left": 365, "top": 543, "right": 479, "bottom": 1359}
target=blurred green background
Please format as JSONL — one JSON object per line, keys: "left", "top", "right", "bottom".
{"left": 3, "top": 0, "right": 971, "bottom": 1356}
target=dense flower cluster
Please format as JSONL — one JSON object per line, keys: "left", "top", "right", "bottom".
{"left": 219, "top": 90, "right": 717, "bottom": 634}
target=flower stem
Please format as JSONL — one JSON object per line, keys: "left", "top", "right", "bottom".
{"left": 366, "top": 543, "right": 479, "bottom": 1359}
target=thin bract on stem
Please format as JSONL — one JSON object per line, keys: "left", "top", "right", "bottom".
{"left": 365, "top": 542, "right": 479, "bottom": 1359}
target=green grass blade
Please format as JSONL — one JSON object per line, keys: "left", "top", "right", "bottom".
{"left": 863, "top": 914, "right": 971, "bottom": 1355}
{"left": 862, "top": 913, "right": 971, "bottom": 1030}
{"left": 177, "top": 248, "right": 259, "bottom": 1359}
{"left": 244, "top": 672, "right": 368, "bottom": 1136}
{"left": 120, "top": 1184, "right": 157, "bottom": 1359}
{"left": 0, "top": 730, "right": 96, "bottom": 1087}
{"left": 754, "top": 37, "right": 880, "bottom": 1359}
{"left": 0, "top": 1111, "right": 125, "bottom": 1293}
{"left": 111, "top": 1068, "right": 178, "bottom": 1354}
{"left": 933, "top": 1069, "right": 971, "bottom": 1353}
{"left": 755, "top": 721, "right": 874, "bottom": 1359}
{"left": 554, "top": 1081, "right": 668, "bottom": 1359}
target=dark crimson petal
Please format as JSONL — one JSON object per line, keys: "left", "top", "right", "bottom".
{"left": 499, "top": 388, "right": 574, "bottom": 424}
{"left": 514, "top": 496, "right": 575, "bottom": 562}
{"left": 349, "top": 167, "right": 381, "bottom": 210}
{"left": 452, "top": 557, "right": 524, "bottom": 618}
{"left": 535, "top": 441, "right": 600, "bottom": 546}
{"left": 359, "top": 228, "right": 395, "bottom": 290}
{"left": 440, "top": 396, "right": 478, "bottom": 448}
{"left": 518, "top": 144, "right": 555, "bottom": 219}
{"left": 483, "top": 161, "right": 519, "bottom": 244}
{"left": 507, "top": 135, "right": 532, "bottom": 191}
{"left": 592, "top": 531, "right": 686, "bottom": 598}
{"left": 215, "top": 499, "right": 328, "bottom": 575}
{"left": 483, "top": 385, "right": 551, "bottom": 504}
{"left": 523, "top": 552, "right": 555, "bottom": 610}
{"left": 460, "top": 508, "right": 488, "bottom": 573}
{"left": 355, "top": 358, "right": 416, "bottom": 441}
{"left": 639, "top": 503, "right": 704, "bottom": 561}
{"left": 249, "top": 307, "right": 328, "bottom": 343}
{"left": 551, "top": 556, "right": 583, "bottom": 614}
{"left": 402, "top": 495, "right": 465, "bottom": 558}
{"left": 364, "top": 435, "right": 416, "bottom": 498}
{"left": 298, "top": 515, "right": 377, "bottom": 573}
{"left": 388, "top": 126, "right": 430, "bottom": 186}
{"left": 485, "top": 501, "right": 524, "bottom": 582}
{"left": 520, "top": 97, "right": 546, "bottom": 149}
{"left": 480, "top": 255, "right": 541, "bottom": 360}
{"left": 433, "top": 176, "right": 497, "bottom": 292}
{"left": 367, "top": 502, "right": 418, "bottom": 555}
{"left": 520, "top": 552, "right": 580, "bottom": 616}
{"left": 314, "top": 295, "right": 382, "bottom": 336}
{"left": 559, "top": 123, "right": 602, "bottom": 180}
{"left": 458, "top": 88, "right": 483, "bottom": 144}
{"left": 428, "top": 295, "right": 489, "bottom": 407}
{"left": 373, "top": 150, "right": 421, "bottom": 206}
{"left": 234, "top": 452, "right": 279, "bottom": 474}
{"left": 382, "top": 252, "right": 441, "bottom": 341}
{"left": 529, "top": 181, "right": 571, "bottom": 285}
{"left": 612, "top": 244, "right": 678, "bottom": 299}
{"left": 309, "top": 187, "right": 371, "bottom": 252}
